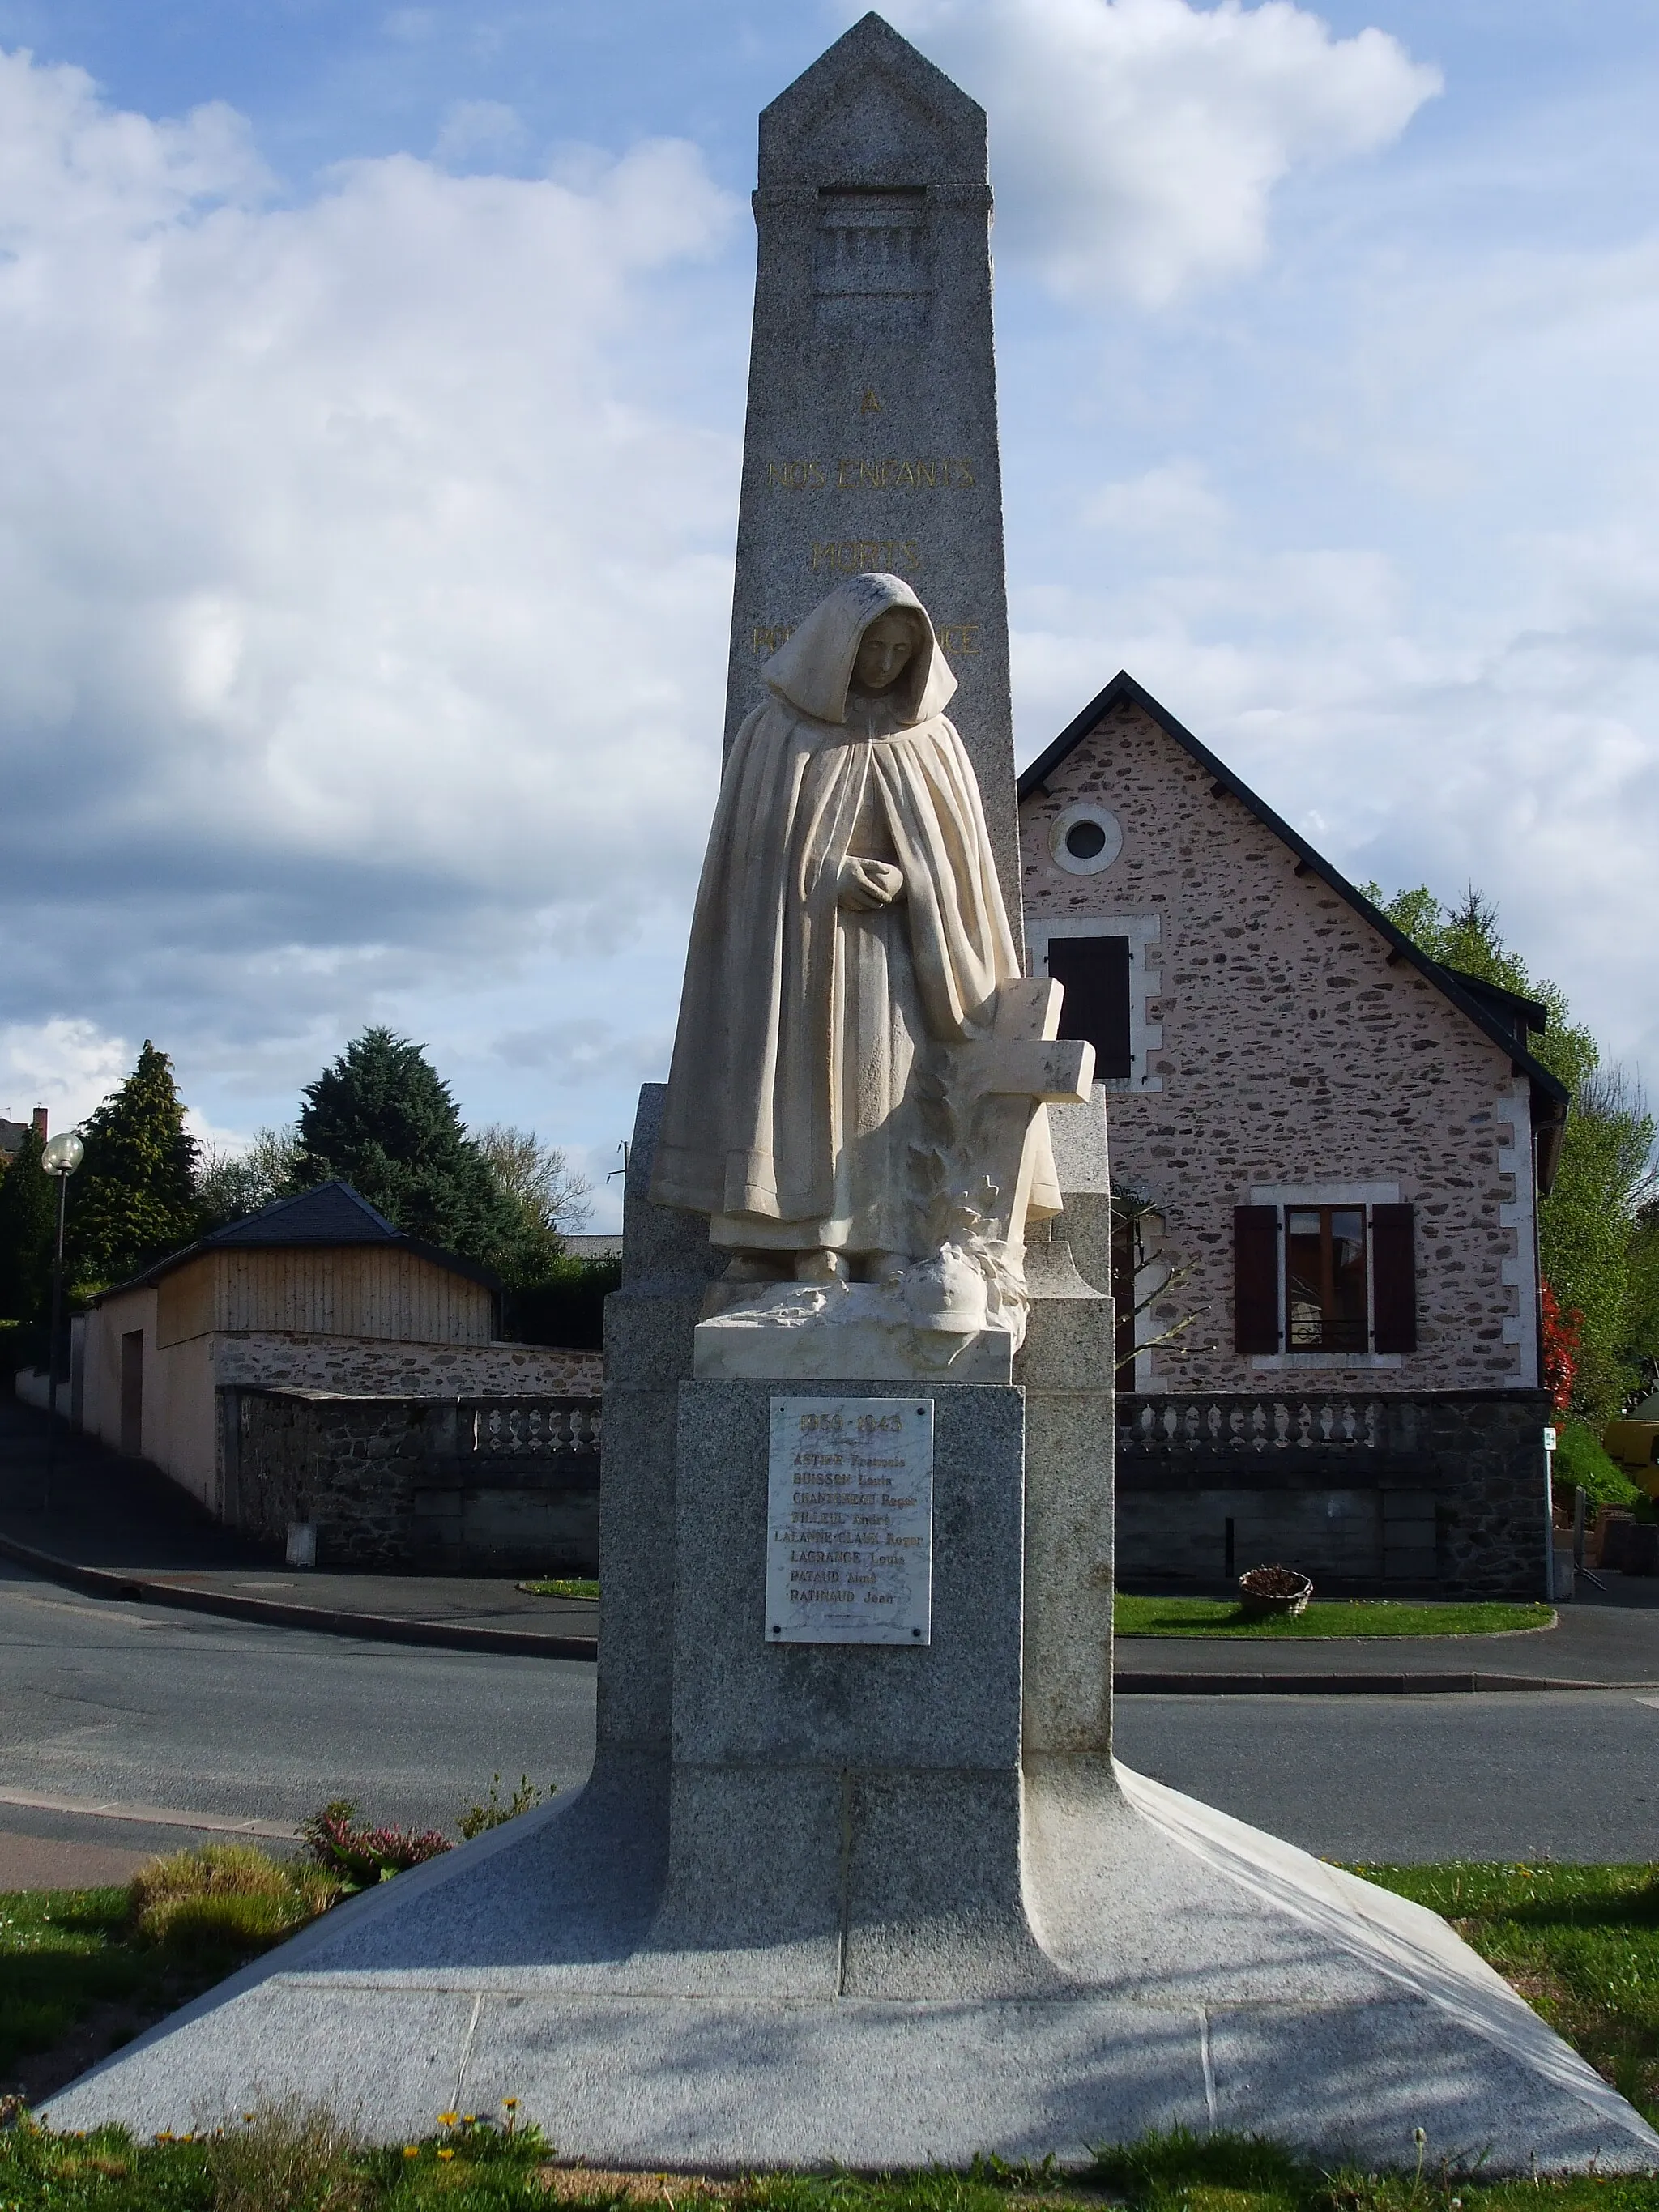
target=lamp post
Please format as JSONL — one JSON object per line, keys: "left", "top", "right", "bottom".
{"left": 39, "top": 1130, "right": 84, "bottom": 1517}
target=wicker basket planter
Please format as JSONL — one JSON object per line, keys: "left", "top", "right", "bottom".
{"left": 1238, "top": 1564, "right": 1314, "bottom": 1618}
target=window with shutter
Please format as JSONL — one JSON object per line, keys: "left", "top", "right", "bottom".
{"left": 1285, "top": 1206, "right": 1368, "bottom": 1352}
{"left": 1371, "top": 1203, "right": 1418, "bottom": 1353}
{"left": 1045, "top": 936, "right": 1132, "bottom": 1080}
{"left": 1234, "top": 1206, "right": 1280, "bottom": 1353}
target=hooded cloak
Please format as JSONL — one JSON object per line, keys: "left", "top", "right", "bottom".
{"left": 651, "top": 573, "right": 1060, "bottom": 1255}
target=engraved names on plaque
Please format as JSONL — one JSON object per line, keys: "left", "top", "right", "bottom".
{"left": 766, "top": 1396, "right": 933, "bottom": 1645}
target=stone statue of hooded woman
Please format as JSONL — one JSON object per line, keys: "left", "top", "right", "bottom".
{"left": 651, "top": 572, "right": 1060, "bottom": 1313}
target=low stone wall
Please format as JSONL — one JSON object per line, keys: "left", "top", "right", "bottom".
{"left": 220, "top": 1388, "right": 601, "bottom": 1572}
{"left": 1116, "top": 1389, "right": 1550, "bottom": 1597}
{"left": 211, "top": 1334, "right": 602, "bottom": 1399}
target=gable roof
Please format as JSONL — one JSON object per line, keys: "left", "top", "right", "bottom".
{"left": 203, "top": 1181, "right": 402, "bottom": 1247}
{"left": 91, "top": 1180, "right": 501, "bottom": 1302}
{"left": 1019, "top": 670, "right": 1570, "bottom": 1185}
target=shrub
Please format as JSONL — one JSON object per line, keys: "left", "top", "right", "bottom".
{"left": 458, "top": 1773, "right": 554, "bottom": 1840}
{"left": 129, "top": 1844, "right": 343, "bottom": 1967}
{"left": 1555, "top": 1419, "right": 1640, "bottom": 1511}
{"left": 207, "top": 2097, "right": 364, "bottom": 2212}
{"left": 300, "top": 1801, "right": 450, "bottom": 1892}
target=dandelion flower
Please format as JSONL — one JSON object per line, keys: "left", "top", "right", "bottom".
{"left": 403, "top": 2146, "right": 420, "bottom": 2159}
{"left": 438, "top": 2146, "right": 455, "bottom": 2161}
{"left": 438, "top": 2110, "right": 460, "bottom": 2126}
{"left": 503, "top": 2097, "right": 519, "bottom": 2110}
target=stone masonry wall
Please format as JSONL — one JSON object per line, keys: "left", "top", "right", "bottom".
{"left": 211, "top": 1333, "right": 601, "bottom": 1398}
{"left": 224, "top": 1389, "right": 601, "bottom": 1572}
{"left": 1023, "top": 696, "right": 1537, "bottom": 1396}
{"left": 1115, "top": 1390, "right": 1550, "bottom": 1597}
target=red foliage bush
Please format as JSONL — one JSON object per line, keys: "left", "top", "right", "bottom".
{"left": 1540, "top": 1278, "right": 1582, "bottom": 1415}
{"left": 300, "top": 1800, "right": 450, "bottom": 1891}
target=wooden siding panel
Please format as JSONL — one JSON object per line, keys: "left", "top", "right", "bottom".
{"left": 156, "top": 1256, "right": 216, "bottom": 1349}
{"left": 209, "top": 1246, "right": 490, "bottom": 1344}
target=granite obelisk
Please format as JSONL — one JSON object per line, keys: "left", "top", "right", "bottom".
{"left": 727, "top": 13, "right": 1021, "bottom": 929}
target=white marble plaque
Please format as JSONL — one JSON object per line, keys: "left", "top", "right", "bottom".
{"left": 766, "top": 1396, "right": 933, "bottom": 1646}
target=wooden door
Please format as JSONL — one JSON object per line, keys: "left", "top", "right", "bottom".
{"left": 119, "top": 1331, "right": 144, "bottom": 1459}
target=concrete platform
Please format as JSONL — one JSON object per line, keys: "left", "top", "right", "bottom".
{"left": 47, "top": 1761, "right": 1657, "bottom": 2172}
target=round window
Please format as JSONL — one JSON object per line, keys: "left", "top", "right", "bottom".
{"left": 1049, "top": 803, "right": 1123, "bottom": 876}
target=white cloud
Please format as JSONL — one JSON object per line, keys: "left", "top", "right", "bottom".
{"left": 876, "top": 0, "right": 1439, "bottom": 305}
{"left": 1083, "top": 459, "right": 1230, "bottom": 550}
{"left": 0, "top": 48, "right": 740, "bottom": 1115}
{"left": 433, "top": 99, "right": 527, "bottom": 170}
{"left": 0, "top": 1018, "right": 130, "bottom": 1129}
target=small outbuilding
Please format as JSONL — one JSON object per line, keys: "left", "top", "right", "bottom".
{"left": 82, "top": 1183, "right": 599, "bottom": 1565}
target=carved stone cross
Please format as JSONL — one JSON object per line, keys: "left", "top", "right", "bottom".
{"left": 952, "top": 976, "right": 1095, "bottom": 1251}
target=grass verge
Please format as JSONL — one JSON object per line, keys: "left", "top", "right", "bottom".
{"left": 0, "top": 2118, "right": 1657, "bottom": 2212}
{"left": 1114, "top": 1596, "right": 1555, "bottom": 1639}
{"left": 2, "top": 1859, "right": 1655, "bottom": 2204}
{"left": 519, "top": 1578, "right": 599, "bottom": 1600}
{"left": 0, "top": 1846, "right": 344, "bottom": 2095}
{"left": 1354, "top": 1861, "right": 1659, "bottom": 2125}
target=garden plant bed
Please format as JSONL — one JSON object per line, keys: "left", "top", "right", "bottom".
{"left": 1114, "top": 1596, "right": 1556, "bottom": 1639}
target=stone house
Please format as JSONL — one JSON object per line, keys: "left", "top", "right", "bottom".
{"left": 1020, "top": 671, "right": 1569, "bottom": 1596}
{"left": 82, "top": 1182, "right": 601, "bottom": 1570}
{"left": 0, "top": 1106, "right": 47, "bottom": 1164}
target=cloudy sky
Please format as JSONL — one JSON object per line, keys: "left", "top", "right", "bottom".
{"left": 0, "top": 0, "right": 1654, "bottom": 1226}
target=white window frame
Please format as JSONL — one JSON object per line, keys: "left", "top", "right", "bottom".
{"left": 1026, "top": 914, "right": 1162, "bottom": 1093}
{"left": 1494, "top": 1089, "right": 1540, "bottom": 1389}
{"left": 1245, "top": 1180, "right": 1404, "bottom": 1371}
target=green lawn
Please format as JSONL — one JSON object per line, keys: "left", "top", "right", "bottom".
{"left": 1114, "top": 1594, "right": 1555, "bottom": 1639}
{"left": 518, "top": 1577, "right": 599, "bottom": 1600}
{"left": 1355, "top": 1860, "right": 1659, "bottom": 2125}
{"left": 2, "top": 2120, "right": 1659, "bottom": 2211}
{"left": 1, "top": 1859, "right": 1654, "bottom": 2206}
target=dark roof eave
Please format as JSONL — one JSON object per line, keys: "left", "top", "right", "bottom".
{"left": 1019, "top": 670, "right": 1572, "bottom": 1123}
{"left": 89, "top": 1234, "right": 501, "bottom": 1306}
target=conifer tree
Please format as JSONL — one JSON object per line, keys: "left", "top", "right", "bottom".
{"left": 68, "top": 1042, "right": 201, "bottom": 1291}
{"left": 296, "top": 1029, "right": 526, "bottom": 1271}
{"left": 0, "top": 1127, "right": 58, "bottom": 1333}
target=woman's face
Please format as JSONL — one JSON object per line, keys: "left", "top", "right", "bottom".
{"left": 852, "top": 612, "right": 919, "bottom": 693}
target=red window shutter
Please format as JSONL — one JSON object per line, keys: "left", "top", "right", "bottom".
{"left": 1371, "top": 1203, "right": 1417, "bottom": 1353}
{"left": 1234, "top": 1206, "right": 1280, "bottom": 1354}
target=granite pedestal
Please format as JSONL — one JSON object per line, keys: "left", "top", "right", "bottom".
{"left": 47, "top": 1086, "right": 1659, "bottom": 2172}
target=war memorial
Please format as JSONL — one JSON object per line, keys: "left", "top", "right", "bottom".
{"left": 51, "top": 15, "right": 1658, "bottom": 2174}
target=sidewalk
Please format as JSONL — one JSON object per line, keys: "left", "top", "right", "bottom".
{"left": 5, "top": 1396, "right": 1657, "bottom": 1690}
{"left": 0, "top": 1396, "right": 597, "bottom": 1660}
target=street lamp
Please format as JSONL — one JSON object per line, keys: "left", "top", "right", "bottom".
{"left": 39, "top": 1130, "right": 84, "bottom": 1515}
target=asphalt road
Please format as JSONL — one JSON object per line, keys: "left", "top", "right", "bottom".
{"left": 0, "top": 1559, "right": 596, "bottom": 1884}
{"left": 0, "top": 1555, "right": 1655, "bottom": 1881}
{"left": 1117, "top": 1690, "right": 1659, "bottom": 1861}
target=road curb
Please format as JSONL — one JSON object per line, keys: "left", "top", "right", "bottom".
{"left": 1112, "top": 1669, "right": 1651, "bottom": 1694}
{"left": 0, "top": 1529, "right": 1647, "bottom": 1690}
{"left": 0, "top": 1530, "right": 598, "bottom": 1662}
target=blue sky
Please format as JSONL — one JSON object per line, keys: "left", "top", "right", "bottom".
{"left": 0, "top": 0, "right": 1656, "bottom": 1227}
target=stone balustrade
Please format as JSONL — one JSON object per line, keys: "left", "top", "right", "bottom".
{"left": 469, "top": 1400, "right": 602, "bottom": 1457}
{"left": 1119, "top": 1393, "right": 1382, "bottom": 1455}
